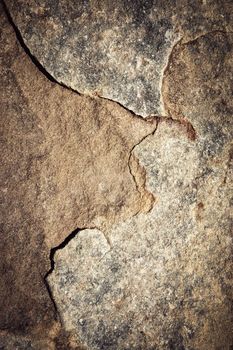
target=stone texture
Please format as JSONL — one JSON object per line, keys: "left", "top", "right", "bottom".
{"left": 0, "top": 4, "right": 156, "bottom": 346}
{"left": 1, "top": 0, "right": 233, "bottom": 349}
{"left": 49, "top": 121, "right": 233, "bottom": 349}
{"left": 48, "top": 31, "right": 233, "bottom": 350}
{"left": 163, "top": 31, "right": 233, "bottom": 146}
{"left": 4, "top": 0, "right": 233, "bottom": 117}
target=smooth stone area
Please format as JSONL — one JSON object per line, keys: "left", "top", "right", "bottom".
{"left": 5, "top": 0, "right": 233, "bottom": 117}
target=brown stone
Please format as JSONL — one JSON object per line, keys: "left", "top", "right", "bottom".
{"left": 0, "top": 5, "right": 156, "bottom": 346}
{"left": 49, "top": 118, "right": 233, "bottom": 350}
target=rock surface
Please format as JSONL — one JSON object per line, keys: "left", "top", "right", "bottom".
{"left": 4, "top": 0, "right": 233, "bottom": 116}
{"left": 48, "top": 29, "right": 233, "bottom": 350}
{"left": 1, "top": 0, "right": 233, "bottom": 349}
{"left": 0, "top": 4, "right": 155, "bottom": 347}
{"left": 49, "top": 121, "right": 232, "bottom": 349}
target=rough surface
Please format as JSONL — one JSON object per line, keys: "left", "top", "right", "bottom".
{"left": 49, "top": 122, "right": 233, "bottom": 350}
{"left": 163, "top": 31, "right": 233, "bottom": 145}
{"left": 0, "top": 4, "right": 155, "bottom": 346}
{"left": 4, "top": 0, "right": 233, "bottom": 116}
{"left": 49, "top": 33, "right": 233, "bottom": 350}
{"left": 1, "top": 0, "right": 233, "bottom": 349}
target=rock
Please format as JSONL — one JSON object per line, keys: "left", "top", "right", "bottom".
{"left": 1, "top": 0, "right": 233, "bottom": 348}
{"left": 163, "top": 31, "right": 233, "bottom": 147}
{"left": 4, "top": 0, "right": 233, "bottom": 117}
{"left": 0, "top": 4, "right": 155, "bottom": 346}
{"left": 49, "top": 120, "right": 233, "bottom": 349}
{"left": 48, "top": 31, "right": 233, "bottom": 350}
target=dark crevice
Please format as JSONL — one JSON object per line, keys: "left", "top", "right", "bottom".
{"left": 43, "top": 276, "right": 59, "bottom": 316}
{"left": 44, "top": 227, "right": 82, "bottom": 280}
{"left": 2, "top": 0, "right": 59, "bottom": 84}
{"left": 2, "top": 0, "right": 152, "bottom": 121}
{"left": 1, "top": 0, "right": 172, "bottom": 122}
{"left": 43, "top": 227, "right": 84, "bottom": 316}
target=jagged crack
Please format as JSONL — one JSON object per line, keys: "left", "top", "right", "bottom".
{"left": 128, "top": 117, "right": 158, "bottom": 214}
{"left": 43, "top": 227, "right": 83, "bottom": 315}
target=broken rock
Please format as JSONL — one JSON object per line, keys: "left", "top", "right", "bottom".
{"left": 1, "top": 0, "right": 233, "bottom": 349}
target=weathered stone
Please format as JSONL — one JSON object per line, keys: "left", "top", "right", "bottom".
{"left": 49, "top": 120, "right": 233, "bottom": 349}
{"left": 48, "top": 32, "right": 233, "bottom": 350}
{"left": 0, "top": 4, "right": 156, "bottom": 346}
{"left": 163, "top": 31, "right": 233, "bottom": 147}
{"left": 4, "top": 0, "right": 233, "bottom": 117}
{"left": 1, "top": 1, "right": 233, "bottom": 349}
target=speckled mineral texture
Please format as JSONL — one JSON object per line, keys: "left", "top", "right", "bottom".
{"left": 49, "top": 122, "right": 233, "bottom": 350}
{"left": 0, "top": 4, "right": 156, "bottom": 347}
{"left": 4, "top": 0, "right": 233, "bottom": 116}
{"left": 48, "top": 26, "right": 233, "bottom": 350}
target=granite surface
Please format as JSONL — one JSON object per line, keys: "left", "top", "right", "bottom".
{"left": 4, "top": 0, "right": 233, "bottom": 116}
{"left": 1, "top": 0, "right": 233, "bottom": 349}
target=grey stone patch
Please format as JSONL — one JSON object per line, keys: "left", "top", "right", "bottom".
{"left": 48, "top": 121, "right": 233, "bottom": 349}
{"left": 4, "top": 0, "right": 233, "bottom": 117}
{"left": 162, "top": 30, "right": 233, "bottom": 159}
{"left": 0, "top": 4, "right": 157, "bottom": 345}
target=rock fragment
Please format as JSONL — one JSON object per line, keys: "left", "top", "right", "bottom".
{"left": 162, "top": 31, "right": 233, "bottom": 147}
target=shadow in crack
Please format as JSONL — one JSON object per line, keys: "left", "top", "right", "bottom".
{"left": 43, "top": 227, "right": 83, "bottom": 314}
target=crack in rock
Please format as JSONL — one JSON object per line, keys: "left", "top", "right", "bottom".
{"left": 128, "top": 117, "right": 158, "bottom": 214}
{"left": 44, "top": 114, "right": 197, "bottom": 322}
{"left": 44, "top": 227, "right": 83, "bottom": 315}
{"left": 46, "top": 25, "right": 232, "bottom": 350}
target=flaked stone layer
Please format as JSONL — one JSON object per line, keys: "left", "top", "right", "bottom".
{"left": 49, "top": 120, "right": 233, "bottom": 350}
{"left": 0, "top": 5, "right": 155, "bottom": 346}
